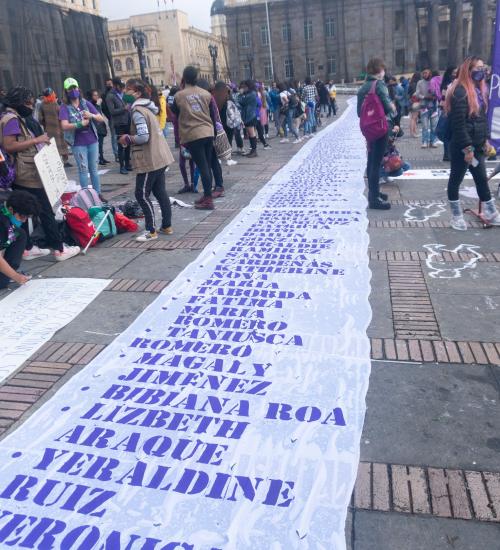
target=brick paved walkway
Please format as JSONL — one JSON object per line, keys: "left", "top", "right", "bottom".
{"left": 0, "top": 100, "right": 499, "bottom": 549}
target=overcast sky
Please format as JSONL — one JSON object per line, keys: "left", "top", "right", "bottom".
{"left": 100, "top": 0, "right": 213, "bottom": 31}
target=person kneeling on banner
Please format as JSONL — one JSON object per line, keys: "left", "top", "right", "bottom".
{"left": 0, "top": 190, "right": 39, "bottom": 289}
{"left": 0, "top": 86, "right": 80, "bottom": 261}
{"left": 118, "top": 79, "right": 175, "bottom": 242}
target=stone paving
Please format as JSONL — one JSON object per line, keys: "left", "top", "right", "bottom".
{"left": 0, "top": 98, "right": 499, "bottom": 549}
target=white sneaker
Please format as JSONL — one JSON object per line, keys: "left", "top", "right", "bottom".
{"left": 136, "top": 231, "right": 158, "bottom": 242}
{"left": 280, "top": 138, "right": 289, "bottom": 143}
{"left": 265, "top": 134, "right": 269, "bottom": 139}
{"left": 450, "top": 215, "right": 468, "bottom": 231}
{"left": 293, "top": 138, "right": 302, "bottom": 144}
{"left": 23, "top": 245, "right": 50, "bottom": 261}
{"left": 226, "top": 159, "right": 238, "bottom": 166}
{"left": 54, "top": 244, "right": 80, "bottom": 261}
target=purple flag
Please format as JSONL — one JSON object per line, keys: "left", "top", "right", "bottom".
{"left": 488, "top": 1, "right": 500, "bottom": 152}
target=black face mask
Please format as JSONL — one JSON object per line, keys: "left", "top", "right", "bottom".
{"left": 17, "top": 105, "right": 33, "bottom": 118}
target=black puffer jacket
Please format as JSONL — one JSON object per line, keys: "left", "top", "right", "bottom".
{"left": 449, "top": 84, "right": 489, "bottom": 150}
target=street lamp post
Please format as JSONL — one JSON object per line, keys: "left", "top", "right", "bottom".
{"left": 264, "top": 0, "right": 274, "bottom": 81}
{"left": 208, "top": 44, "right": 218, "bottom": 83}
{"left": 130, "top": 27, "right": 147, "bottom": 83}
{"left": 246, "top": 53, "right": 254, "bottom": 80}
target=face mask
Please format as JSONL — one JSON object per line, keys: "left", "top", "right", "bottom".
{"left": 67, "top": 89, "right": 80, "bottom": 100}
{"left": 123, "top": 93, "right": 135, "bottom": 104}
{"left": 9, "top": 214, "right": 23, "bottom": 228}
{"left": 471, "top": 69, "right": 485, "bottom": 82}
{"left": 17, "top": 105, "right": 33, "bottom": 117}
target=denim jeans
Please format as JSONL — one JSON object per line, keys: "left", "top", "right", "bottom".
{"left": 273, "top": 106, "right": 281, "bottom": 134}
{"left": 421, "top": 110, "right": 438, "bottom": 145}
{"left": 282, "top": 109, "right": 299, "bottom": 139}
{"left": 305, "top": 102, "right": 316, "bottom": 134}
{"left": 72, "top": 141, "right": 101, "bottom": 193}
{"left": 163, "top": 125, "right": 169, "bottom": 139}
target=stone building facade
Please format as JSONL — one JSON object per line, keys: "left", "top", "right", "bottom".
{"left": 218, "top": 0, "right": 496, "bottom": 84}
{"left": 108, "top": 10, "right": 229, "bottom": 87}
{"left": 41, "top": 0, "right": 100, "bottom": 16}
{"left": 0, "top": 0, "right": 110, "bottom": 94}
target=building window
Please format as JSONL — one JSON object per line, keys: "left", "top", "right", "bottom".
{"left": 264, "top": 60, "right": 272, "bottom": 80}
{"left": 114, "top": 39, "right": 119, "bottom": 51}
{"left": 240, "top": 29, "right": 250, "bottom": 48}
{"left": 325, "top": 16, "right": 335, "bottom": 38}
{"left": 284, "top": 57, "right": 294, "bottom": 78}
{"left": 261, "top": 24, "right": 269, "bottom": 46}
{"left": 327, "top": 55, "right": 337, "bottom": 75}
{"left": 243, "top": 62, "right": 251, "bottom": 79}
{"left": 306, "top": 57, "right": 315, "bottom": 77}
{"left": 114, "top": 59, "right": 122, "bottom": 72}
{"left": 126, "top": 37, "right": 132, "bottom": 50}
{"left": 110, "top": 41, "right": 114, "bottom": 52}
{"left": 394, "top": 10, "right": 405, "bottom": 32}
{"left": 126, "top": 57, "right": 134, "bottom": 71}
{"left": 304, "top": 20, "right": 313, "bottom": 41}
{"left": 395, "top": 49, "right": 405, "bottom": 69}
{"left": 121, "top": 38, "right": 126, "bottom": 50}
{"left": 282, "top": 22, "right": 291, "bottom": 42}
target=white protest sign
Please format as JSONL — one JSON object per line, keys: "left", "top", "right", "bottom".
{"left": 0, "top": 101, "right": 370, "bottom": 549}
{"left": 0, "top": 278, "right": 110, "bottom": 383}
{"left": 34, "top": 137, "right": 68, "bottom": 209}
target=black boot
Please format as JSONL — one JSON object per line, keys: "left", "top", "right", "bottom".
{"left": 369, "top": 198, "right": 391, "bottom": 210}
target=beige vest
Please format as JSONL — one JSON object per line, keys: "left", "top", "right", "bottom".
{"left": 0, "top": 109, "right": 42, "bottom": 189}
{"left": 174, "top": 86, "right": 215, "bottom": 144}
{"left": 130, "top": 105, "right": 174, "bottom": 174}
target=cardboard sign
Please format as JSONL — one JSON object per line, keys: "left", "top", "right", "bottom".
{"left": 34, "top": 137, "right": 68, "bottom": 209}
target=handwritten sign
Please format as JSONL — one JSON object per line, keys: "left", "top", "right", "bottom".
{"left": 0, "top": 100, "right": 371, "bottom": 549}
{"left": 34, "top": 138, "right": 68, "bottom": 209}
{"left": 0, "top": 278, "right": 110, "bottom": 383}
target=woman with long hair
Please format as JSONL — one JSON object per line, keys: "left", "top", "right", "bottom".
{"left": 238, "top": 80, "right": 260, "bottom": 158}
{"left": 445, "top": 56, "right": 500, "bottom": 229}
{"left": 408, "top": 72, "right": 421, "bottom": 138}
{"left": 39, "top": 88, "right": 70, "bottom": 166}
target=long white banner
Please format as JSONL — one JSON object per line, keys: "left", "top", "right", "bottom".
{"left": 0, "top": 100, "right": 371, "bottom": 549}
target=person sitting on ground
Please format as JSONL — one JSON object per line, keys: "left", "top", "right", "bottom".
{"left": 0, "top": 190, "right": 39, "bottom": 289}
{"left": 118, "top": 79, "right": 175, "bottom": 242}
{"left": 0, "top": 86, "right": 80, "bottom": 261}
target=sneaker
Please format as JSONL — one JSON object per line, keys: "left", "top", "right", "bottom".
{"left": 23, "top": 245, "right": 50, "bottom": 261}
{"left": 292, "top": 138, "right": 302, "bottom": 144}
{"left": 64, "top": 161, "right": 73, "bottom": 168}
{"left": 125, "top": 165, "right": 133, "bottom": 171}
{"left": 226, "top": 159, "right": 238, "bottom": 166}
{"left": 212, "top": 187, "right": 225, "bottom": 198}
{"left": 265, "top": 133, "right": 269, "bottom": 139}
{"left": 195, "top": 196, "right": 215, "bottom": 210}
{"left": 177, "top": 185, "right": 193, "bottom": 194}
{"left": 120, "top": 168, "right": 128, "bottom": 175}
{"left": 136, "top": 231, "right": 158, "bottom": 242}
{"left": 421, "top": 144, "right": 428, "bottom": 149}
{"left": 450, "top": 215, "right": 467, "bottom": 231}
{"left": 430, "top": 143, "right": 438, "bottom": 148}
{"left": 369, "top": 199, "right": 391, "bottom": 210}
{"left": 280, "top": 138, "right": 290, "bottom": 143}
{"left": 246, "top": 150, "right": 258, "bottom": 158}
{"left": 54, "top": 244, "right": 80, "bottom": 261}
{"left": 159, "top": 226, "right": 173, "bottom": 235}
{"left": 263, "top": 144, "right": 271, "bottom": 149}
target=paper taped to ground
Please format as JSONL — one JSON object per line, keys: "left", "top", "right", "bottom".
{"left": 394, "top": 168, "right": 500, "bottom": 180}
{"left": 0, "top": 101, "right": 371, "bottom": 550}
{"left": 0, "top": 278, "right": 109, "bottom": 383}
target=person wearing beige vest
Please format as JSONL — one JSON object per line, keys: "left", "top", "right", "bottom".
{"left": 118, "top": 79, "right": 175, "bottom": 242}
{"left": 170, "top": 66, "right": 217, "bottom": 210}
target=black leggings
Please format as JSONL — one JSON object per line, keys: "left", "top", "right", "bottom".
{"left": 13, "top": 184, "right": 63, "bottom": 251}
{"left": 211, "top": 146, "right": 223, "bottom": 189}
{"left": 98, "top": 134, "right": 105, "bottom": 161}
{"left": 255, "top": 120, "right": 267, "bottom": 146}
{"left": 115, "top": 124, "right": 131, "bottom": 169}
{"left": 447, "top": 146, "right": 491, "bottom": 202}
{"left": 135, "top": 167, "right": 172, "bottom": 233}
{"left": 186, "top": 137, "right": 214, "bottom": 197}
{"left": 0, "top": 227, "right": 27, "bottom": 289}
{"left": 366, "top": 133, "right": 389, "bottom": 203}
{"left": 226, "top": 126, "right": 244, "bottom": 149}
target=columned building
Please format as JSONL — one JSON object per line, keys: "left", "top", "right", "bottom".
{"left": 218, "top": 0, "right": 496, "bottom": 84}
{"left": 108, "top": 10, "right": 229, "bottom": 87}
{"left": 41, "top": 0, "right": 100, "bottom": 15}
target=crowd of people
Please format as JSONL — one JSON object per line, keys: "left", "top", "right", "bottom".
{"left": 357, "top": 56, "right": 500, "bottom": 229}
{"left": 0, "top": 64, "right": 338, "bottom": 287}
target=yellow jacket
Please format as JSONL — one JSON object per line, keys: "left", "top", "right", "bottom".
{"left": 156, "top": 94, "right": 167, "bottom": 130}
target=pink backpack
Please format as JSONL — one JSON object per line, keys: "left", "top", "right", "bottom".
{"left": 70, "top": 187, "right": 102, "bottom": 211}
{"left": 360, "top": 81, "right": 388, "bottom": 142}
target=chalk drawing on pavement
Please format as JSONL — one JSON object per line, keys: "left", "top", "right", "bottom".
{"left": 423, "top": 243, "right": 483, "bottom": 279}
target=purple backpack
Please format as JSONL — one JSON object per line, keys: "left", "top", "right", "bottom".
{"left": 360, "top": 81, "right": 388, "bottom": 142}
{"left": 0, "top": 148, "right": 15, "bottom": 190}
{"left": 70, "top": 187, "right": 102, "bottom": 211}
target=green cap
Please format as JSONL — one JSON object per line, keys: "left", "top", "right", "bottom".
{"left": 63, "top": 77, "right": 79, "bottom": 90}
